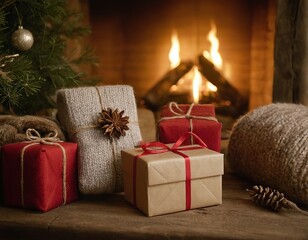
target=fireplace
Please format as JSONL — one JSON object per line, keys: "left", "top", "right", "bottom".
{"left": 85, "top": 0, "right": 276, "bottom": 116}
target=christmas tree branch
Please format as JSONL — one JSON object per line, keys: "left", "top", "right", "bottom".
{"left": 0, "top": 0, "right": 97, "bottom": 114}
{"left": 1, "top": 0, "right": 16, "bottom": 10}
{"left": 0, "top": 53, "right": 19, "bottom": 67}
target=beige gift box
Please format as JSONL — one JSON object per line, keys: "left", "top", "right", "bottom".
{"left": 122, "top": 144, "right": 224, "bottom": 216}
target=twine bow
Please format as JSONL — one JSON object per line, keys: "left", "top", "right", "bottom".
{"left": 25, "top": 128, "right": 61, "bottom": 144}
{"left": 159, "top": 102, "right": 218, "bottom": 144}
{"left": 20, "top": 128, "right": 67, "bottom": 207}
{"left": 168, "top": 102, "right": 218, "bottom": 122}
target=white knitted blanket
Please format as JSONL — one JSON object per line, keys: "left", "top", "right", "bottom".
{"left": 57, "top": 86, "right": 142, "bottom": 194}
{"left": 227, "top": 103, "right": 308, "bottom": 205}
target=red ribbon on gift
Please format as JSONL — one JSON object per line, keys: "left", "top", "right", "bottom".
{"left": 133, "top": 132, "right": 207, "bottom": 210}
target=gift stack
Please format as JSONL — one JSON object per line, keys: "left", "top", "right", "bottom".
{"left": 1, "top": 86, "right": 224, "bottom": 216}
{"left": 122, "top": 101, "right": 224, "bottom": 216}
{"left": 0, "top": 85, "right": 143, "bottom": 212}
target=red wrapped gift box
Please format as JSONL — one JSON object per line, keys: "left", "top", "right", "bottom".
{"left": 158, "top": 102, "right": 222, "bottom": 152}
{"left": 1, "top": 141, "right": 78, "bottom": 212}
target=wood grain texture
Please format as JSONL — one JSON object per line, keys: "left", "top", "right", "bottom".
{"left": 273, "top": 0, "right": 308, "bottom": 105}
{"left": 0, "top": 173, "right": 307, "bottom": 240}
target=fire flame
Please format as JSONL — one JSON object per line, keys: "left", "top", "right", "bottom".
{"left": 203, "top": 21, "right": 220, "bottom": 94}
{"left": 168, "top": 23, "right": 222, "bottom": 103}
{"left": 203, "top": 22, "right": 223, "bottom": 70}
{"left": 207, "top": 81, "right": 218, "bottom": 92}
{"left": 169, "top": 30, "right": 180, "bottom": 68}
{"left": 193, "top": 66, "right": 202, "bottom": 103}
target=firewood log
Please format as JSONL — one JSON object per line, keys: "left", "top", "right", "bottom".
{"left": 198, "top": 55, "right": 248, "bottom": 116}
{"left": 142, "top": 61, "right": 194, "bottom": 111}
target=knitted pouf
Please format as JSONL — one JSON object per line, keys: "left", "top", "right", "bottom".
{"left": 227, "top": 103, "right": 308, "bottom": 205}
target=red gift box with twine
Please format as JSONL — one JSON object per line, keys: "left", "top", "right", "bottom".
{"left": 158, "top": 102, "right": 222, "bottom": 152}
{"left": 1, "top": 129, "right": 78, "bottom": 212}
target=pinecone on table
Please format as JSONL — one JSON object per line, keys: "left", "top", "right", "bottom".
{"left": 247, "top": 185, "right": 295, "bottom": 211}
{"left": 97, "top": 108, "right": 129, "bottom": 138}
{"left": 247, "top": 186, "right": 308, "bottom": 216}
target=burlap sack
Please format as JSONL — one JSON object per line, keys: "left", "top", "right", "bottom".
{"left": 57, "top": 86, "right": 142, "bottom": 194}
{"left": 227, "top": 103, "right": 308, "bottom": 205}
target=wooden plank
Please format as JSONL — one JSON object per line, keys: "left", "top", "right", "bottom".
{"left": 273, "top": 0, "right": 302, "bottom": 103}
{"left": 0, "top": 173, "right": 307, "bottom": 240}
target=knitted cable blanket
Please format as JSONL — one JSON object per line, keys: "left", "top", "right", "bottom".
{"left": 227, "top": 103, "right": 308, "bottom": 205}
{"left": 57, "top": 86, "right": 142, "bottom": 194}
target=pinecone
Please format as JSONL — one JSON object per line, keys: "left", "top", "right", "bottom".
{"left": 246, "top": 185, "right": 308, "bottom": 216}
{"left": 97, "top": 108, "right": 129, "bottom": 138}
{"left": 247, "top": 185, "right": 290, "bottom": 211}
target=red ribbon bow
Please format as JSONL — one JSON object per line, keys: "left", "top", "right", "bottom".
{"left": 133, "top": 132, "right": 207, "bottom": 210}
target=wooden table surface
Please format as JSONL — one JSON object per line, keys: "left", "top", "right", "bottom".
{"left": 0, "top": 173, "right": 307, "bottom": 240}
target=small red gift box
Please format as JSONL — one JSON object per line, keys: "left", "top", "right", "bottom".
{"left": 158, "top": 102, "right": 222, "bottom": 152}
{"left": 1, "top": 139, "right": 78, "bottom": 212}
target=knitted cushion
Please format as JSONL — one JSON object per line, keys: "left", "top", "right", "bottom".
{"left": 227, "top": 103, "right": 308, "bottom": 205}
{"left": 57, "top": 86, "right": 142, "bottom": 194}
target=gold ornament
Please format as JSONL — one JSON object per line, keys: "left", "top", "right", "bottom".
{"left": 97, "top": 108, "right": 129, "bottom": 138}
{"left": 11, "top": 26, "right": 34, "bottom": 51}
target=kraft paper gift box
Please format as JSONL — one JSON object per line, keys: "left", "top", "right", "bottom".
{"left": 1, "top": 134, "right": 78, "bottom": 212}
{"left": 122, "top": 133, "right": 224, "bottom": 217}
{"left": 158, "top": 102, "right": 222, "bottom": 152}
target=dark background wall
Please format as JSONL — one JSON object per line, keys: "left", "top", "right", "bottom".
{"left": 273, "top": 0, "right": 308, "bottom": 105}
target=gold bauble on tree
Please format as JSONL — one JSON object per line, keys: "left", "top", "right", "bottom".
{"left": 11, "top": 26, "right": 34, "bottom": 51}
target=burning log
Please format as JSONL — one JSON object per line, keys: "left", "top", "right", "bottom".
{"left": 142, "top": 60, "right": 194, "bottom": 111}
{"left": 198, "top": 54, "right": 248, "bottom": 116}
